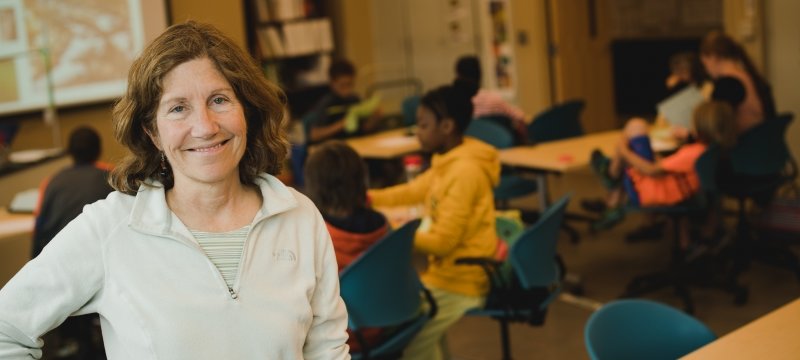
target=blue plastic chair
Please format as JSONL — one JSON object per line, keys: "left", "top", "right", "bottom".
{"left": 621, "top": 145, "right": 748, "bottom": 313}
{"left": 401, "top": 95, "right": 421, "bottom": 127}
{"left": 465, "top": 118, "right": 515, "bottom": 148}
{"left": 584, "top": 299, "right": 716, "bottom": 360}
{"left": 527, "top": 99, "right": 585, "bottom": 144}
{"left": 457, "top": 194, "right": 571, "bottom": 360}
{"left": 720, "top": 113, "right": 799, "bottom": 282}
{"left": 466, "top": 117, "right": 538, "bottom": 205}
{"left": 339, "top": 219, "right": 437, "bottom": 359}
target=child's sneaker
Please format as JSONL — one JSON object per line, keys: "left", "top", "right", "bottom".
{"left": 590, "top": 149, "right": 619, "bottom": 189}
{"left": 591, "top": 207, "right": 625, "bottom": 231}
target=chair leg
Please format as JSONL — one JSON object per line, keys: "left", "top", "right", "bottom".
{"left": 560, "top": 223, "right": 579, "bottom": 244}
{"left": 499, "top": 318, "right": 513, "bottom": 360}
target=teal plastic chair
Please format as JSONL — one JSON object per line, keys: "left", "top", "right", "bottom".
{"left": 585, "top": 299, "right": 716, "bottom": 360}
{"left": 524, "top": 100, "right": 589, "bottom": 243}
{"left": 527, "top": 99, "right": 585, "bottom": 144}
{"left": 339, "top": 219, "right": 437, "bottom": 360}
{"left": 466, "top": 117, "right": 538, "bottom": 204}
{"left": 720, "top": 113, "right": 799, "bottom": 281}
{"left": 621, "top": 145, "right": 748, "bottom": 313}
{"left": 457, "top": 194, "right": 571, "bottom": 360}
{"left": 465, "top": 118, "right": 515, "bottom": 148}
{"left": 401, "top": 95, "right": 421, "bottom": 127}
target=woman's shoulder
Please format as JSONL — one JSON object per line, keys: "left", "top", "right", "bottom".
{"left": 82, "top": 190, "right": 136, "bottom": 218}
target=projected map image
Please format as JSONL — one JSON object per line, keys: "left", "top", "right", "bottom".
{"left": 26, "top": 0, "right": 138, "bottom": 90}
{"left": 0, "top": 0, "right": 158, "bottom": 115}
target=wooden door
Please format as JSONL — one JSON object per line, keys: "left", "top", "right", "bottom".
{"left": 547, "top": 0, "right": 617, "bottom": 132}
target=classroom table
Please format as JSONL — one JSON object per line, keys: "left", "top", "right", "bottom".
{"left": 499, "top": 130, "right": 678, "bottom": 210}
{"left": 499, "top": 130, "right": 622, "bottom": 210}
{"left": 682, "top": 298, "right": 800, "bottom": 359}
{"left": 0, "top": 208, "right": 34, "bottom": 240}
{"left": 345, "top": 128, "right": 420, "bottom": 159}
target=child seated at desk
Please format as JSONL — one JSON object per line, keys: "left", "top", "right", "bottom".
{"left": 305, "top": 58, "right": 382, "bottom": 145}
{"left": 302, "top": 140, "right": 389, "bottom": 353}
{"left": 368, "top": 79, "right": 499, "bottom": 360}
{"left": 590, "top": 101, "right": 737, "bottom": 248}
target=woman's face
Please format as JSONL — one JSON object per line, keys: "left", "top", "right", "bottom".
{"left": 150, "top": 57, "right": 247, "bottom": 188}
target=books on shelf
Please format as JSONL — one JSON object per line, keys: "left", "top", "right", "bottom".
{"left": 257, "top": 18, "right": 334, "bottom": 59}
{"left": 255, "top": 0, "right": 309, "bottom": 22}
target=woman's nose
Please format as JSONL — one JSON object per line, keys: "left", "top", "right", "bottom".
{"left": 192, "top": 107, "right": 219, "bottom": 138}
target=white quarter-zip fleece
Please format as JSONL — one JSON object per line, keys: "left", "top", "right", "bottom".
{"left": 0, "top": 175, "right": 350, "bottom": 359}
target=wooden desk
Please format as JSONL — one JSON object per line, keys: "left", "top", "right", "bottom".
{"left": 683, "top": 298, "right": 800, "bottom": 359}
{"left": 499, "top": 130, "right": 678, "bottom": 209}
{"left": 500, "top": 131, "right": 621, "bottom": 173}
{"left": 346, "top": 128, "right": 420, "bottom": 159}
{"left": 499, "top": 131, "right": 621, "bottom": 209}
{"left": 0, "top": 208, "right": 34, "bottom": 239}
{"left": 0, "top": 208, "right": 34, "bottom": 287}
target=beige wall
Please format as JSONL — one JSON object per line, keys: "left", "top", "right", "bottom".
{"left": 328, "top": 0, "right": 375, "bottom": 94}
{"left": 725, "top": 0, "right": 799, "bottom": 168}
{"left": 509, "top": 0, "right": 552, "bottom": 117}
{"left": 723, "top": 0, "right": 765, "bottom": 71}
{"left": 170, "top": 0, "right": 246, "bottom": 48}
{"left": 764, "top": 0, "right": 800, "bottom": 166}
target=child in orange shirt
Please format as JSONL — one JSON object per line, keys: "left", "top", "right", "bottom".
{"left": 592, "top": 101, "right": 737, "bottom": 247}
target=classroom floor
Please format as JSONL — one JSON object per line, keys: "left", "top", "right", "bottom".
{"left": 444, "top": 168, "right": 800, "bottom": 360}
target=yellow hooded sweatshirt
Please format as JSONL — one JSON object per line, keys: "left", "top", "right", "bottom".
{"left": 368, "top": 137, "right": 500, "bottom": 297}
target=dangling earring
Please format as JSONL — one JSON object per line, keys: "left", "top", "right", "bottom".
{"left": 160, "top": 152, "right": 168, "bottom": 178}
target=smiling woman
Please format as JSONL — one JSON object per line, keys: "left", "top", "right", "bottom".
{"left": 0, "top": 21, "right": 350, "bottom": 359}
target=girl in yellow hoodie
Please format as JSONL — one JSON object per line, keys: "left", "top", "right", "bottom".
{"left": 368, "top": 79, "right": 500, "bottom": 360}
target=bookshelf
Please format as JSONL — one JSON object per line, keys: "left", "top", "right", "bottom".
{"left": 244, "top": 0, "right": 335, "bottom": 118}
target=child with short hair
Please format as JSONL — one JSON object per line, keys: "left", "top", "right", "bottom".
{"left": 303, "top": 140, "right": 389, "bottom": 271}
{"left": 306, "top": 58, "right": 382, "bottom": 144}
{"left": 303, "top": 140, "right": 389, "bottom": 353}
{"left": 368, "top": 80, "right": 500, "bottom": 360}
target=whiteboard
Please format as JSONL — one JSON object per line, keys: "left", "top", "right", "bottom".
{"left": 0, "top": 0, "right": 168, "bottom": 116}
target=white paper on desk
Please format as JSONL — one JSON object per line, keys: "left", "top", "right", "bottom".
{"left": 9, "top": 148, "right": 63, "bottom": 163}
{"left": 374, "top": 136, "right": 418, "bottom": 148}
{"left": 9, "top": 188, "right": 39, "bottom": 213}
{"left": 657, "top": 86, "right": 704, "bottom": 128}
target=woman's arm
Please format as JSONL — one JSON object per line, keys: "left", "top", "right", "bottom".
{"left": 303, "top": 214, "right": 349, "bottom": 359}
{"left": 0, "top": 213, "right": 104, "bottom": 359}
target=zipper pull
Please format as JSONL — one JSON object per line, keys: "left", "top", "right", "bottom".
{"left": 228, "top": 287, "right": 238, "bottom": 300}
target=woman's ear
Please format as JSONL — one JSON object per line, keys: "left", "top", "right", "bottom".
{"left": 440, "top": 117, "right": 456, "bottom": 135}
{"left": 144, "top": 127, "right": 162, "bottom": 151}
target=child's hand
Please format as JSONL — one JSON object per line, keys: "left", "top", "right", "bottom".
{"left": 671, "top": 126, "right": 689, "bottom": 140}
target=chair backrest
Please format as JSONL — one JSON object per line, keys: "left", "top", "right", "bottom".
{"left": 339, "top": 219, "right": 422, "bottom": 329}
{"left": 509, "top": 194, "right": 571, "bottom": 288}
{"left": 527, "top": 99, "right": 585, "bottom": 144}
{"left": 584, "top": 299, "right": 716, "bottom": 360}
{"left": 730, "top": 113, "right": 793, "bottom": 176}
{"left": 402, "top": 95, "right": 421, "bottom": 127}
{"left": 465, "top": 117, "right": 515, "bottom": 149}
{"left": 695, "top": 145, "right": 719, "bottom": 194}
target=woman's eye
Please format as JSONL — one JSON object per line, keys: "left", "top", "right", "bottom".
{"left": 212, "top": 96, "right": 228, "bottom": 105}
{"left": 170, "top": 105, "right": 185, "bottom": 113}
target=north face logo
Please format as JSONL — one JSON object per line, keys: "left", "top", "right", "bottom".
{"left": 273, "top": 249, "right": 296, "bottom": 262}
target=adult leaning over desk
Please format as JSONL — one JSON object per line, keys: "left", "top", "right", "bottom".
{"left": 0, "top": 21, "right": 349, "bottom": 359}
